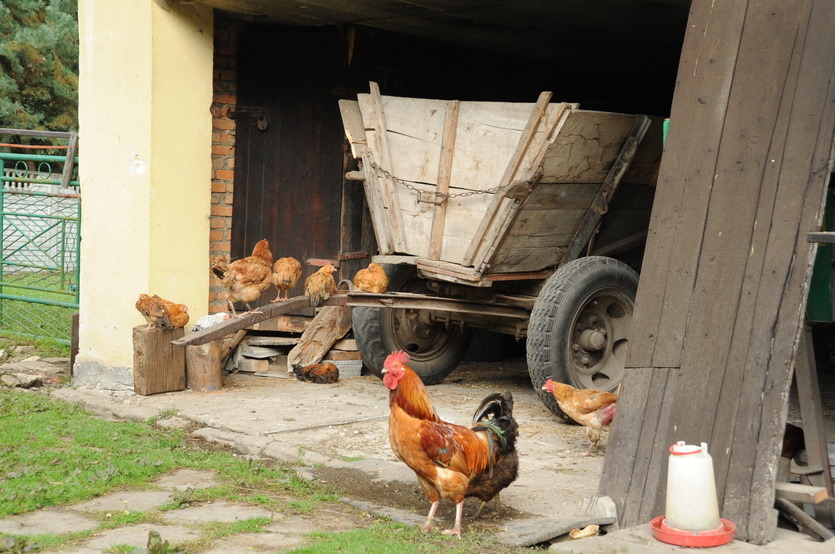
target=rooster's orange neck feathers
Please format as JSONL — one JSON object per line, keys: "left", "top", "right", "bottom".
{"left": 388, "top": 364, "right": 439, "bottom": 422}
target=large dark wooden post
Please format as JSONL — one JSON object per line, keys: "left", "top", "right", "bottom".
{"left": 600, "top": 0, "right": 835, "bottom": 544}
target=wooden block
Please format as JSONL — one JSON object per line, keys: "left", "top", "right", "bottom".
{"left": 237, "top": 358, "right": 269, "bottom": 373}
{"left": 132, "top": 325, "right": 185, "bottom": 395}
{"left": 185, "top": 342, "right": 223, "bottom": 392}
{"left": 332, "top": 338, "right": 357, "bottom": 351}
{"left": 774, "top": 482, "right": 829, "bottom": 504}
{"left": 324, "top": 350, "right": 362, "bottom": 361}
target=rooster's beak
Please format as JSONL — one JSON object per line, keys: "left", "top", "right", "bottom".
{"left": 381, "top": 367, "right": 388, "bottom": 374}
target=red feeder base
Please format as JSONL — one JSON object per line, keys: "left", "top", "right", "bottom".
{"left": 650, "top": 516, "right": 736, "bottom": 547}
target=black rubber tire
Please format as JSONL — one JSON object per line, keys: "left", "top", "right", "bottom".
{"left": 352, "top": 265, "right": 472, "bottom": 384}
{"left": 527, "top": 256, "right": 638, "bottom": 420}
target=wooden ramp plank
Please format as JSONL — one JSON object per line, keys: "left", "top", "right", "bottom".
{"left": 171, "top": 295, "right": 347, "bottom": 347}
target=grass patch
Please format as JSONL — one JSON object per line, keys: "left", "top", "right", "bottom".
{"left": 295, "top": 520, "right": 518, "bottom": 553}
{"left": 0, "top": 389, "right": 311, "bottom": 518}
{"left": 0, "top": 331, "right": 70, "bottom": 359}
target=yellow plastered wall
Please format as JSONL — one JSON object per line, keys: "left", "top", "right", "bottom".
{"left": 76, "top": 0, "right": 213, "bottom": 387}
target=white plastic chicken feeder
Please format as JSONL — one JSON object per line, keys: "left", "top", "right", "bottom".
{"left": 650, "top": 441, "right": 735, "bottom": 547}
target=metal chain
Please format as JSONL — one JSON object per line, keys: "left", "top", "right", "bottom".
{"left": 368, "top": 160, "right": 511, "bottom": 199}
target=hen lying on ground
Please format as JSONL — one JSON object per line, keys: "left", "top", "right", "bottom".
{"left": 382, "top": 350, "right": 518, "bottom": 538}
{"left": 291, "top": 361, "right": 339, "bottom": 384}
{"left": 210, "top": 239, "right": 273, "bottom": 317}
{"left": 542, "top": 378, "right": 617, "bottom": 456}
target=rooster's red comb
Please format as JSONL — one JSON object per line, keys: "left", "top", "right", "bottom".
{"left": 384, "top": 350, "right": 410, "bottom": 367}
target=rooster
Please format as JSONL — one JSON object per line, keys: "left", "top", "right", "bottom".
{"left": 304, "top": 264, "right": 337, "bottom": 307}
{"left": 271, "top": 256, "right": 302, "bottom": 302}
{"left": 542, "top": 378, "right": 617, "bottom": 456}
{"left": 382, "top": 351, "right": 518, "bottom": 538}
{"left": 210, "top": 239, "right": 273, "bottom": 317}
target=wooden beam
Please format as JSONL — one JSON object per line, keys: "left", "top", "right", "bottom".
{"left": 774, "top": 483, "right": 829, "bottom": 504}
{"left": 428, "top": 100, "right": 459, "bottom": 260}
{"left": 368, "top": 81, "right": 406, "bottom": 252}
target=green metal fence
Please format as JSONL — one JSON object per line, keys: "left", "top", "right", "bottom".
{"left": 0, "top": 129, "right": 80, "bottom": 345}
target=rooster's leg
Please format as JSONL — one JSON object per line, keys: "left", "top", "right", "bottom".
{"left": 227, "top": 300, "right": 238, "bottom": 318}
{"left": 441, "top": 502, "right": 463, "bottom": 538}
{"left": 422, "top": 500, "right": 440, "bottom": 532}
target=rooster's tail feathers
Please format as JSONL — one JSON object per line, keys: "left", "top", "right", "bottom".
{"left": 472, "top": 391, "right": 514, "bottom": 424}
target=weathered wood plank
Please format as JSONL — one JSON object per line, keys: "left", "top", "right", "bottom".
{"left": 338, "top": 99, "right": 366, "bottom": 158}
{"left": 428, "top": 100, "right": 460, "bottom": 260}
{"left": 597, "top": 367, "right": 659, "bottom": 522}
{"left": 774, "top": 483, "right": 829, "bottom": 504}
{"left": 671, "top": 5, "right": 803, "bottom": 533}
{"left": 626, "top": 0, "right": 748, "bottom": 369}
{"left": 368, "top": 81, "right": 407, "bottom": 252}
{"left": 286, "top": 305, "right": 353, "bottom": 369}
{"left": 738, "top": 3, "right": 835, "bottom": 540}
{"left": 465, "top": 99, "right": 568, "bottom": 266}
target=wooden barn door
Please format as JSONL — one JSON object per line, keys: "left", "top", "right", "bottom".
{"left": 233, "top": 28, "right": 351, "bottom": 301}
{"left": 600, "top": 0, "right": 835, "bottom": 544}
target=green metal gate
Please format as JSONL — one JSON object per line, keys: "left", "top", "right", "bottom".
{"left": 0, "top": 129, "right": 80, "bottom": 345}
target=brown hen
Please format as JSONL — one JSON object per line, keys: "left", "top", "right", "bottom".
{"left": 542, "top": 378, "right": 617, "bottom": 456}
{"left": 271, "top": 257, "right": 302, "bottom": 302}
{"left": 292, "top": 361, "right": 339, "bottom": 384}
{"left": 352, "top": 262, "right": 388, "bottom": 293}
{"left": 154, "top": 295, "right": 190, "bottom": 328}
{"left": 211, "top": 239, "right": 273, "bottom": 317}
{"left": 135, "top": 294, "right": 168, "bottom": 330}
{"left": 304, "top": 264, "right": 336, "bottom": 307}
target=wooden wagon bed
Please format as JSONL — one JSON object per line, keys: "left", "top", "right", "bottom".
{"left": 340, "top": 83, "right": 663, "bottom": 286}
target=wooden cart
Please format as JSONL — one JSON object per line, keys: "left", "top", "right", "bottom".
{"left": 340, "top": 83, "right": 663, "bottom": 418}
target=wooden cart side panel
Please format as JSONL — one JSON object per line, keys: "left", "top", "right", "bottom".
{"left": 538, "top": 111, "right": 651, "bottom": 184}
{"left": 357, "top": 94, "right": 538, "bottom": 189}
{"left": 483, "top": 111, "right": 659, "bottom": 274}
{"left": 392, "top": 181, "right": 496, "bottom": 261}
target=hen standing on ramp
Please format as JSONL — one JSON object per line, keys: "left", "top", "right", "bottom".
{"left": 210, "top": 239, "right": 273, "bottom": 317}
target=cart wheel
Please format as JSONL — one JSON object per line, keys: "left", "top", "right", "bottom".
{"left": 527, "top": 256, "right": 638, "bottom": 420}
{"left": 352, "top": 265, "right": 472, "bottom": 384}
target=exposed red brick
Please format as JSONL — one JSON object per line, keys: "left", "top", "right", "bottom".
{"left": 213, "top": 169, "right": 235, "bottom": 180}
{"left": 212, "top": 118, "right": 235, "bottom": 131}
{"left": 211, "top": 205, "right": 233, "bottom": 217}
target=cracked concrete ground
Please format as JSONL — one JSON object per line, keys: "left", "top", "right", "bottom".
{"left": 2, "top": 355, "right": 833, "bottom": 551}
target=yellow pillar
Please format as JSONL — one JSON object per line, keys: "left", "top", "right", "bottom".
{"left": 76, "top": 0, "right": 213, "bottom": 387}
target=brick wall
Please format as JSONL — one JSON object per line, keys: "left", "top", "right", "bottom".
{"left": 208, "top": 16, "right": 240, "bottom": 313}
